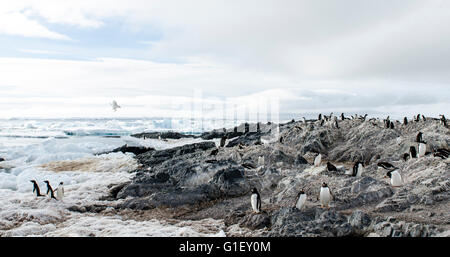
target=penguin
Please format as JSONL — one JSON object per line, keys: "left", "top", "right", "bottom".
{"left": 434, "top": 152, "right": 448, "bottom": 159}
{"left": 30, "top": 180, "right": 44, "bottom": 197}
{"left": 279, "top": 136, "right": 283, "bottom": 143}
{"left": 377, "top": 162, "right": 396, "bottom": 170}
{"left": 314, "top": 153, "right": 322, "bottom": 167}
{"left": 210, "top": 148, "right": 219, "bottom": 156}
{"left": 220, "top": 136, "right": 227, "bottom": 147}
{"left": 416, "top": 132, "right": 424, "bottom": 143}
{"left": 318, "top": 114, "right": 322, "bottom": 121}
{"left": 436, "top": 148, "right": 450, "bottom": 156}
{"left": 385, "top": 168, "right": 403, "bottom": 187}
{"left": 352, "top": 161, "right": 364, "bottom": 177}
{"left": 319, "top": 182, "right": 333, "bottom": 208}
{"left": 56, "top": 182, "right": 64, "bottom": 200}
{"left": 341, "top": 113, "right": 345, "bottom": 121}
{"left": 295, "top": 190, "right": 307, "bottom": 210}
{"left": 403, "top": 117, "right": 408, "bottom": 126}
{"left": 242, "top": 163, "right": 256, "bottom": 169}
{"left": 415, "top": 114, "right": 420, "bottom": 122}
{"left": 320, "top": 119, "right": 325, "bottom": 126}
{"left": 439, "top": 115, "right": 447, "bottom": 128}
{"left": 434, "top": 148, "right": 449, "bottom": 159}
{"left": 258, "top": 156, "right": 265, "bottom": 167}
{"left": 43, "top": 180, "right": 57, "bottom": 200}
{"left": 410, "top": 146, "right": 417, "bottom": 159}
{"left": 418, "top": 142, "right": 427, "bottom": 158}
{"left": 326, "top": 161, "right": 337, "bottom": 172}
{"left": 389, "top": 121, "right": 395, "bottom": 129}
{"left": 250, "top": 187, "right": 261, "bottom": 213}
{"left": 402, "top": 153, "right": 410, "bottom": 161}
{"left": 422, "top": 115, "right": 426, "bottom": 121}
{"left": 335, "top": 119, "right": 339, "bottom": 129}
{"left": 302, "top": 117, "right": 306, "bottom": 124}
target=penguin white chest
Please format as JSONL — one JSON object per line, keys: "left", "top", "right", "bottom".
{"left": 296, "top": 194, "right": 306, "bottom": 210}
{"left": 391, "top": 171, "right": 403, "bottom": 187}
{"left": 57, "top": 187, "right": 64, "bottom": 200}
{"left": 251, "top": 194, "right": 259, "bottom": 212}
{"left": 418, "top": 143, "right": 426, "bottom": 157}
{"left": 258, "top": 156, "right": 265, "bottom": 167}
{"left": 356, "top": 164, "right": 364, "bottom": 177}
{"left": 320, "top": 187, "right": 331, "bottom": 206}
{"left": 314, "top": 154, "right": 322, "bottom": 167}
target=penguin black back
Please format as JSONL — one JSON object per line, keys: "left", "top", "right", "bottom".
{"left": 416, "top": 132, "right": 423, "bottom": 143}
{"left": 30, "top": 180, "right": 44, "bottom": 197}
{"left": 352, "top": 161, "right": 362, "bottom": 176}
{"left": 377, "top": 162, "right": 396, "bottom": 170}
{"left": 410, "top": 146, "right": 417, "bottom": 158}
{"left": 403, "top": 117, "right": 408, "bottom": 125}
{"left": 43, "top": 180, "right": 57, "bottom": 200}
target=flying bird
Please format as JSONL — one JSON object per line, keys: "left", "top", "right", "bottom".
{"left": 111, "top": 100, "right": 121, "bottom": 112}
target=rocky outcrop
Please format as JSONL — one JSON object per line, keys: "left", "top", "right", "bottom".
{"left": 100, "top": 117, "right": 449, "bottom": 237}
{"left": 131, "top": 131, "right": 196, "bottom": 139}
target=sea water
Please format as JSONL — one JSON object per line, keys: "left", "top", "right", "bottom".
{"left": 0, "top": 118, "right": 230, "bottom": 237}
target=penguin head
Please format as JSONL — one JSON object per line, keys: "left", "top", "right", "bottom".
{"left": 299, "top": 189, "right": 305, "bottom": 195}
{"left": 59, "top": 182, "right": 64, "bottom": 185}
{"left": 30, "top": 180, "right": 37, "bottom": 184}
{"left": 251, "top": 187, "right": 258, "bottom": 194}
{"left": 321, "top": 182, "right": 328, "bottom": 188}
{"left": 44, "top": 180, "right": 50, "bottom": 184}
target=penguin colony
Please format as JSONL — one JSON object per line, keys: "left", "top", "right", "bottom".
{"left": 249, "top": 113, "right": 448, "bottom": 213}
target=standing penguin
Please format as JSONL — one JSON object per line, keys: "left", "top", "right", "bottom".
{"left": 295, "top": 190, "right": 307, "bottom": 210}
{"left": 352, "top": 161, "right": 364, "bottom": 177}
{"left": 335, "top": 119, "right": 339, "bottom": 129}
{"left": 341, "top": 113, "right": 345, "bottom": 121}
{"left": 43, "top": 180, "right": 57, "bottom": 200}
{"left": 403, "top": 117, "right": 408, "bottom": 126}
{"left": 30, "top": 180, "right": 44, "bottom": 197}
{"left": 389, "top": 121, "right": 395, "bottom": 129}
{"left": 314, "top": 153, "right": 322, "bottom": 167}
{"left": 220, "top": 135, "right": 227, "bottom": 147}
{"left": 250, "top": 187, "right": 261, "bottom": 213}
{"left": 385, "top": 169, "right": 403, "bottom": 187}
{"left": 440, "top": 115, "right": 447, "bottom": 128}
{"left": 56, "top": 182, "right": 64, "bottom": 200}
{"left": 416, "top": 132, "right": 424, "bottom": 143}
{"left": 418, "top": 142, "right": 427, "bottom": 158}
{"left": 410, "top": 146, "right": 418, "bottom": 159}
{"left": 258, "top": 156, "right": 265, "bottom": 167}
{"left": 319, "top": 182, "right": 333, "bottom": 208}
{"left": 318, "top": 114, "right": 322, "bottom": 121}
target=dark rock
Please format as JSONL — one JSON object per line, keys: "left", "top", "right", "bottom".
{"left": 348, "top": 210, "right": 372, "bottom": 230}
{"left": 239, "top": 212, "right": 271, "bottom": 230}
{"left": 294, "top": 155, "right": 308, "bottom": 165}
{"left": 110, "top": 145, "right": 155, "bottom": 155}
{"left": 136, "top": 141, "right": 216, "bottom": 167}
{"left": 131, "top": 131, "right": 195, "bottom": 140}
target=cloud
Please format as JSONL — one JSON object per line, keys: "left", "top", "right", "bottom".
{"left": 0, "top": 12, "right": 70, "bottom": 40}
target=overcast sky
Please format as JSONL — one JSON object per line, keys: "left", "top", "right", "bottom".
{"left": 0, "top": 0, "right": 449, "bottom": 120}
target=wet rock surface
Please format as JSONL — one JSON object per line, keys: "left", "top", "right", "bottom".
{"left": 100, "top": 117, "right": 449, "bottom": 236}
